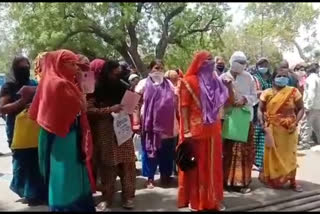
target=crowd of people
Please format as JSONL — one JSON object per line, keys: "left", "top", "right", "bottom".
{"left": 0, "top": 48, "right": 319, "bottom": 212}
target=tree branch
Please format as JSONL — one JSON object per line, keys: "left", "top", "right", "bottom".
{"left": 181, "top": 16, "right": 220, "bottom": 37}
{"left": 127, "top": 3, "right": 144, "bottom": 50}
{"left": 155, "top": 5, "right": 187, "bottom": 59}
{"left": 55, "top": 29, "right": 94, "bottom": 48}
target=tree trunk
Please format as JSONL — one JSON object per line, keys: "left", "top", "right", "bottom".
{"left": 293, "top": 40, "right": 308, "bottom": 62}
{"left": 155, "top": 37, "right": 168, "bottom": 60}
{"left": 116, "top": 44, "right": 147, "bottom": 76}
{"left": 128, "top": 48, "right": 148, "bottom": 76}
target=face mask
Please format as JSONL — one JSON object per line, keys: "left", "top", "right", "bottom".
{"left": 231, "top": 61, "right": 245, "bottom": 74}
{"left": 216, "top": 64, "right": 225, "bottom": 73}
{"left": 200, "top": 60, "right": 214, "bottom": 72}
{"left": 258, "top": 67, "right": 268, "bottom": 74}
{"left": 274, "top": 76, "right": 289, "bottom": 87}
{"left": 296, "top": 71, "right": 306, "bottom": 78}
{"left": 149, "top": 71, "right": 164, "bottom": 85}
{"left": 14, "top": 67, "right": 30, "bottom": 84}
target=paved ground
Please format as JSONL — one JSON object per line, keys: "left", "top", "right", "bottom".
{"left": 1, "top": 119, "right": 320, "bottom": 211}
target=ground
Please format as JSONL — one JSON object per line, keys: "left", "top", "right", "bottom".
{"left": 1, "top": 119, "right": 320, "bottom": 211}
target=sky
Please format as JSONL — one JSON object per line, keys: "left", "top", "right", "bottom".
{"left": 227, "top": 2, "right": 320, "bottom": 66}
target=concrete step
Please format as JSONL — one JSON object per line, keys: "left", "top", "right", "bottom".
{"left": 280, "top": 200, "right": 320, "bottom": 212}
{"left": 228, "top": 189, "right": 320, "bottom": 211}
{"left": 252, "top": 194, "right": 320, "bottom": 211}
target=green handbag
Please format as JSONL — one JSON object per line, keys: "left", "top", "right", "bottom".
{"left": 222, "top": 106, "right": 251, "bottom": 143}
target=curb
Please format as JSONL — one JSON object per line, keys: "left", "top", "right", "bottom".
{"left": 227, "top": 189, "right": 320, "bottom": 211}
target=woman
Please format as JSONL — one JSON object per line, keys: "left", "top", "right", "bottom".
{"left": 88, "top": 58, "right": 106, "bottom": 192}
{"left": 252, "top": 58, "right": 273, "bottom": 171}
{"left": 258, "top": 67, "right": 304, "bottom": 192}
{"left": 178, "top": 51, "right": 228, "bottom": 211}
{"left": 0, "top": 56, "right": 46, "bottom": 206}
{"left": 90, "top": 59, "right": 105, "bottom": 82}
{"left": 220, "top": 51, "right": 257, "bottom": 194}
{"left": 29, "top": 49, "right": 95, "bottom": 212}
{"left": 134, "top": 60, "right": 178, "bottom": 189}
{"left": 87, "top": 60, "right": 136, "bottom": 210}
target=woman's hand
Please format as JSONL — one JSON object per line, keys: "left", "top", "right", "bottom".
{"left": 234, "top": 96, "right": 247, "bottom": 107}
{"left": 109, "top": 104, "right": 123, "bottom": 113}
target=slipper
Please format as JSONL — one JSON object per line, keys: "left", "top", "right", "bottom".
{"left": 292, "top": 184, "right": 303, "bottom": 192}
{"left": 240, "top": 187, "right": 252, "bottom": 194}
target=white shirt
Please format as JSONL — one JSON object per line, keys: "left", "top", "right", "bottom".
{"left": 220, "top": 71, "right": 258, "bottom": 121}
{"left": 303, "top": 73, "right": 320, "bottom": 110}
{"left": 135, "top": 78, "right": 179, "bottom": 137}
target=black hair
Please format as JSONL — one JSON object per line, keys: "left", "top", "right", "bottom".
{"left": 94, "top": 60, "right": 126, "bottom": 105}
{"left": 306, "top": 63, "right": 319, "bottom": 74}
{"left": 272, "top": 67, "right": 290, "bottom": 80}
{"left": 148, "top": 59, "right": 164, "bottom": 70}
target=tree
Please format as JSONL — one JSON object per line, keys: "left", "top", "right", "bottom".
{"left": 245, "top": 3, "right": 320, "bottom": 61}
{"left": 8, "top": 2, "right": 229, "bottom": 74}
{"left": 219, "top": 26, "right": 283, "bottom": 70}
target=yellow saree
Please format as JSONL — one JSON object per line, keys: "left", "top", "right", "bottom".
{"left": 259, "top": 86, "right": 302, "bottom": 188}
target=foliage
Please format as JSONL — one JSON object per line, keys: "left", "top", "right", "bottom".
{"left": 7, "top": 2, "right": 230, "bottom": 74}
{"left": 244, "top": 3, "right": 320, "bottom": 61}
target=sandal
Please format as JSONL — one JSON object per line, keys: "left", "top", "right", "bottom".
{"left": 145, "top": 179, "right": 155, "bottom": 189}
{"left": 122, "top": 199, "right": 134, "bottom": 209}
{"left": 239, "top": 187, "right": 252, "bottom": 194}
{"left": 188, "top": 203, "right": 197, "bottom": 212}
{"left": 96, "top": 201, "right": 111, "bottom": 212}
{"left": 219, "top": 204, "right": 226, "bottom": 211}
{"left": 291, "top": 184, "right": 303, "bottom": 192}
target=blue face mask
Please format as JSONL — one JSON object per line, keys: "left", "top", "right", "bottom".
{"left": 274, "top": 77, "right": 289, "bottom": 87}
{"left": 258, "top": 67, "right": 268, "bottom": 74}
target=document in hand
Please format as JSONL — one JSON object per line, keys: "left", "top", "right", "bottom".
{"left": 111, "top": 112, "right": 133, "bottom": 146}
{"left": 121, "top": 90, "right": 141, "bottom": 114}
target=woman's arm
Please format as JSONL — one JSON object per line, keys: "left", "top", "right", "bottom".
{"left": 86, "top": 97, "right": 109, "bottom": 117}
{"left": 258, "top": 100, "right": 266, "bottom": 128}
{"left": 0, "top": 96, "right": 26, "bottom": 115}
{"left": 295, "top": 98, "right": 304, "bottom": 124}
{"left": 181, "top": 107, "right": 191, "bottom": 138}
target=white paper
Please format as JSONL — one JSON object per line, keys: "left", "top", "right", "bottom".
{"left": 111, "top": 112, "right": 133, "bottom": 146}
{"left": 78, "top": 71, "right": 95, "bottom": 94}
{"left": 121, "top": 90, "right": 141, "bottom": 114}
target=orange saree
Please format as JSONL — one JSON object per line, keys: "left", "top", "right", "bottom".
{"left": 177, "top": 75, "right": 223, "bottom": 211}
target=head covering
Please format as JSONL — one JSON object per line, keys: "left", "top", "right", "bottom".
{"left": 229, "top": 51, "right": 247, "bottom": 65}
{"left": 142, "top": 77, "right": 175, "bottom": 158}
{"left": 256, "top": 57, "right": 269, "bottom": 66}
{"left": 7, "top": 56, "right": 31, "bottom": 85}
{"left": 90, "top": 59, "right": 105, "bottom": 80}
{"left": 34, "top": 52, "right": 48, "bottom": 81}
{"left": 185, "top": 51, "right": 229, "bottom": 124}
{"left": 29, "top": 49, "right": 83, "bottom": 137}
{"left": 128, "top": 73, "right": 139, "bottom": 82}
{"left": 29, "top": 49, "right": 96, "bottom": 192}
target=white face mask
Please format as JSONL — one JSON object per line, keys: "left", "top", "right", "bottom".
{"left": 149, "top": 71, "right": 164, "bottom": 85}
{"left": 231, "top": 61, "right": 245, "bottom": 74}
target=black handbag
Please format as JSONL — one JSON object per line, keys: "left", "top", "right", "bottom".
{"left": 176, "top": 139, "right": 197, "bottom": 172}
